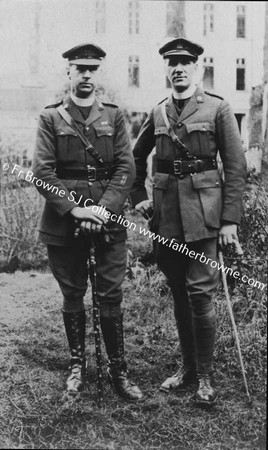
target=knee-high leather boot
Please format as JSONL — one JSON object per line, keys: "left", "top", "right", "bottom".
{"left": 193, "top": 307, "right": 218, "bottom": 406}
{"left": 160, "top": 286, "right": 197, "bottom": 392}
{"left": 100, "top": 313, "right": 143, "bottom": 401}
{"left": 62, "top": 310, "right": 86, "bottom": 395}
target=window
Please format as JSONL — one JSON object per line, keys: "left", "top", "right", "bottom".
{"left": 203, "top": 57, "right": 214, "bottom": 90}
{"left": 95, "top": 0, "right": 106, "bottom": 34}
{"left": 237, "top": 5, "right": 246, "bottom": 38}
{"left": 166, "top": 1, "right": 185, "bottom": 37}
{"left": 203, "top": 3, "right": 214, "bottom": 36}
{"left": 128, "top": 0, "right": 139, "bottom": 34}
{"left": 128, "top": 56, "right": 140, "bottom": 87}
{"left": 236, "top": 58, "right": 245, "bottom": 90}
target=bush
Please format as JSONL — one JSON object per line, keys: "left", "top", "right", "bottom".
{"left": 0, "top": 157, "right": 48, "bottom": 272}
{"left": 221, "top": 172, "right": 267, "bottom": 317}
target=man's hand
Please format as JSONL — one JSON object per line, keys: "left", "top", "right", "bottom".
{"left": 218, "top": 223, "right": 238, "bottom": 248}
{"left": 135, "top": 200, "right": 154, "bottom": 220}
{"left": 70, "top": 206, "right": 107, "bottom": 235}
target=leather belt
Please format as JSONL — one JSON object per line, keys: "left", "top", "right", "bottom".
{"left": 56, "top": 165, "right": 114, "bottom": 182}
{"left": 157, "top": 159, "right": 217, "bottom": 176}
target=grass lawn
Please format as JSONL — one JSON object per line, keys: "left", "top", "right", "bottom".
{"left": 0, "top": 268, "right": 266, "bottom": 450}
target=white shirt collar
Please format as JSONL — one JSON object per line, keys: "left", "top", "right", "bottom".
{"left": 70, "top": 92, "right": 95, "bottom": 107}
{"left": 172, "top": 84, "right": 197, "bottom": 100}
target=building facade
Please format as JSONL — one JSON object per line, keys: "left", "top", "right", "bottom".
{"left": 0, "top": 0, "right": 265, "bottom": 158}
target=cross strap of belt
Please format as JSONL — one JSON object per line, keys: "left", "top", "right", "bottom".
{"left": 160, "top": 100, "right": 196, "bottom": 161}
{"left": 57, "top": 104, "right": 104, "bottom": 166}
{"left": 56, "top": 164, "right": 115, "bottom": 182}
{"left": 157, "top": 158, "right": 217, "bottom": 177}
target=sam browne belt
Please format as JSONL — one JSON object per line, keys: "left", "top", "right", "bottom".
{"left": 56, "top": 165, "right": 114, "bottom": 182}
{"left": 157, "top": 158, "right": 217, "bottom": 176}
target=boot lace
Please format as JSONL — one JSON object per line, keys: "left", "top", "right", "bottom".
{"left": 199, "top": 377, "right": 211, "bottom": 390}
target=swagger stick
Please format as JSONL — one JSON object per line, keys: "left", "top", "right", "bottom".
{"left": 219, "top": 243, "right": 251, "bottom": 402}
{"left": 74, "top": 222, "right": 104, "bottom": 407}
{"left": 88, "top": 239, "right": 104, "bottom": 407}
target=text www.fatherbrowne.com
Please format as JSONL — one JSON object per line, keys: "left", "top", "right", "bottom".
{"left": 138, "top": 228, "right": 266, "bottom": 291}
{"left": 83, "top": 204, "right": 266, "bottom": 292}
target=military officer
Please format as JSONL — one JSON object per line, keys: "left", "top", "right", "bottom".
{"left": 32, "top": 43, "right": 143, "bottom": 400}
{"left": 131, "top": 37, "right": 247, "bottom": 406}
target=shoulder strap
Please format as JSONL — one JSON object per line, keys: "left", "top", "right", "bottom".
{"left": 160, "top": 100, "right": 196, "bottom": 160}
{"left": 57, "top": 104, "right": 104, "bottom": 166}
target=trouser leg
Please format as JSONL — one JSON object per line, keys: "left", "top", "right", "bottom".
{"left": 99, "top": 303, "right": 143, "bottom": 400}
{"left": 157, "top": 243, "right": 196, "bottom": 371}
{"left": 94, "top": 240, "right": 143, "bottom": 400}
{"left": 157, "top": 238, "right": 219, "bottom": 401}
{"left": 157, "top": 243, "right": 197, "bottom": 392}
{"left": 185, "top": 239, "right": 218, "bottom": 377}
{"left": 47, "top": 238, "right": 143, "bottom": 400}
{"left": 185, "top": 239, "right": 219, "bottom": 405}
{"left": 94, "top": 239, "right": 126, "bottom": 374}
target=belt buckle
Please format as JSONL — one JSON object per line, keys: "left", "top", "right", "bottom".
{"left": 174, "top": 160, "right": 182, "bottom": 176}
{"left": 87, "top": 165, "right": 96, "bottom": 182}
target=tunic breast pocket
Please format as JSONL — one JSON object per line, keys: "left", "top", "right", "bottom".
{"left": 55, "top": 125, "right": 80, "bottom": 160}
{"left": 93, "top": 125, "right": 115, "bottom": 162}
{"left": 185, "top": 122, "right": 215, "bottom": 158}
{"left": 154, "top": 127, "right": 173, "bottom": 158}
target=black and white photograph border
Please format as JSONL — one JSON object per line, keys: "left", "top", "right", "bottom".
{"left": 0, "top": 1, "right": 267, "bottom": 449}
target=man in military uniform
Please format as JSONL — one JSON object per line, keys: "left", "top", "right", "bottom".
{"left": 32, "top": 43, "right": 143, "bottom": 401}
{"left": 131, "top": 37, "right": 247, "bottom": 406}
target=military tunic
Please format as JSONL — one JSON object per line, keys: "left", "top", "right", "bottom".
{"left": 32, "top": 95, "right": 135, "bottom": 303}
{"left": 33, "top": 95, "right": 135, "bottom": 246}
{"left": 131, "top": 87, "right": 247, "bottom": 376}
{"left": 131, "top": 87, "right": 247, "bottom": 243}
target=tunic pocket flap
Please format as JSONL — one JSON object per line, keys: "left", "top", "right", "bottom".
{"left": 56, "top": 126, "right": 77, "bottom": 137}
{"left": 153, "top": 172, "right": 169, "bottom": 190}
{"left": 93, "top": 125, "right": 114, "bottom": 137}
{"left": 185, "top": 122, "right": 215, "bottom": 134}
{"left": 154, "top": 127, "right": 169, "bottom": 136}
{"left": 191, "top": 170, "right": 222, "bottom": 189}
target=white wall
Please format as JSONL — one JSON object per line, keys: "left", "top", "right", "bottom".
{"left": 184, "top": 1, "right": 265, "bottom": 145}
{"left": 0, "top": 0, "right": 265, "bottom": 153}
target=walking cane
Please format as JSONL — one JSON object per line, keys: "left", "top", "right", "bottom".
{"left": 218, "top": 241, "right": 251, "bottom": 403}
{"left": 74, "top": 223, "right": 104, "bottom": 407}
{"left": 88, "top": 238, "right": 104, "bottom": 408}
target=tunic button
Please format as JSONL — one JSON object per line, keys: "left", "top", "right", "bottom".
{"left": 178, "top": 123, "right": 182, "bottom": 128}
{"left": 85, "top": 127, "right": 89, "bottom": 131}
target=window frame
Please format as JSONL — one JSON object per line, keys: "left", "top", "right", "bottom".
{"left": 203, "top": 56, "right": 214, "bottom": 90}
{"left": 128, "top": 55, "right": 140, "bottom": 87}
{"left": 95, "top": 0, "right": 106, "bottom": 34}
{"left": 236, "top": 58, "right": 246, "bottom": 91}
{"left": 236, "top": 5, "right": 246, "bottom": 38}
{"left": 203, "top": 3, "right": 214, "bottom": 36}
{"left": 128, "top": 0, "right": 140, "bottom": 35}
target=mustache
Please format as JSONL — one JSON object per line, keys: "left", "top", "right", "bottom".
{"left": 172, "top": 73, "right": 186, "bottom": 78}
